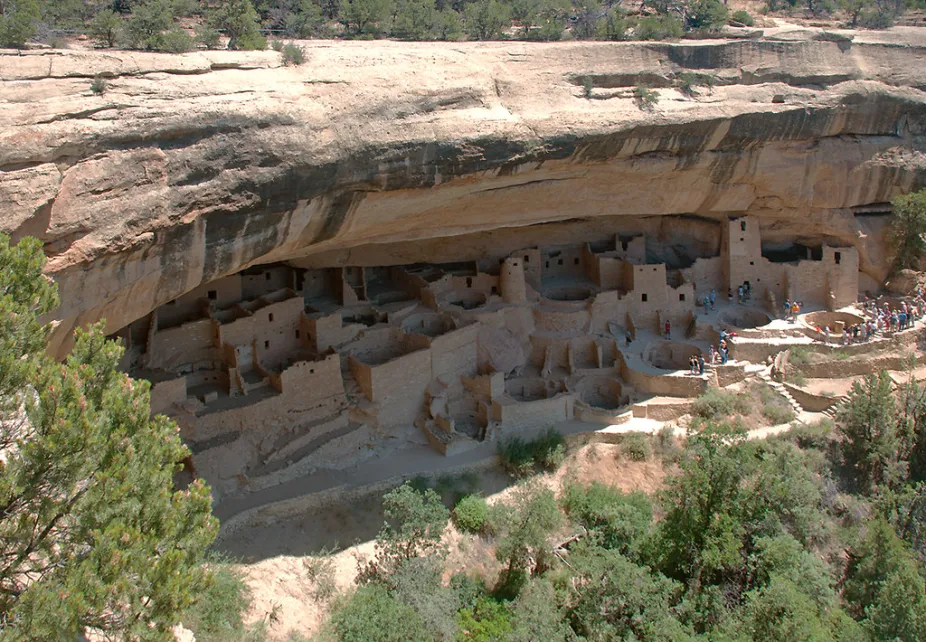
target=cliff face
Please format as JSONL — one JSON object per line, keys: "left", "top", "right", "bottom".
{"left": 1, "top": 29, "right": 926, "bottom": 355}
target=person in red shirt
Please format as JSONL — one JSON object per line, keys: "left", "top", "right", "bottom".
{"left": 664, "top": 320, "right": 671, "bottom": 339}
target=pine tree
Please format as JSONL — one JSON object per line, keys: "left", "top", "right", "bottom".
{"left": 0, "top": 235, "right": 218, "bottom": 639}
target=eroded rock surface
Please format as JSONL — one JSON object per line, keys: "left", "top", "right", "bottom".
{"left": 1, "top": 32, "right": 926, "bottom": 354}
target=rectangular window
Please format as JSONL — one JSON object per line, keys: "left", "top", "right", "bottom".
{"left": 642, "top": 293, "right": 648, "bottom": 302}
{"left": 207, "top": 290, "right": 217, "bottom": 300}
{"left": 524, "top": 255, "right": 529, "bottom": 263}
{"left": 679, "top": 293, "right": 685, "bottom": 301}
{"left": 558, "top": 259, "right": 563, "bottom": 266}
{"left": 295, "top": 330, "right": 300, "bottom": 339}
{"left": 740, "top": 221, "right": 747, "bottom": 232}
{"left": 264, "top": 340, "right": 270, "bottom": 349}
{"left": 574, "top": 258, "right": 580, "bottom": 266}
{"left": 835, "top": 252, "right": 841, "bottom": 265}
{"left": 265, "top": 272, "right": 271, "bottom": 281}
{"left": 269, "top": 313, "right": 274, "bottom": 322}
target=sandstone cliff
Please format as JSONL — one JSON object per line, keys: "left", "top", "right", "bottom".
{"left": 1, "top": 28, "right": 925, "bottom": 355}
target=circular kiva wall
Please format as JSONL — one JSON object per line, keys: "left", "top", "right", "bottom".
{"left": 544, "top": 285, "right": 594, "bottom": 302}
{"left": 718, "top": 307, "right": 772, "bottom": 329}
{"left": 645, "top": 341, "right": 702, "bottom": 371}
{"left": 802, "top": 311, "right": 865, "bottom": 329}
{"left": 445, "top": 291, "right": 487, "bottom": 311}
{"left": 573, "top": 376, "right": 624, "bottom": 410}
{"left": 505, "top": 377, "right": 564, "bottom": 401}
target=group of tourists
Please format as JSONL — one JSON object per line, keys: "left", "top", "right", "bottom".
{"left": 688, "top": 353, "right": 706, "bottom": 375}
{"left": 784, "top": 299, "right": 802, "bottom": 321}
{"left": 706, "top": 330, "right": 734, "bottom": 366}
{"left": 729, "top": 282, "right": 752, "bottom": 305}
{"left": 701, "top": 289, "right": 717, "bottom": 311}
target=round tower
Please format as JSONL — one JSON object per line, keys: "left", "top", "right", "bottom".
{"left": 500, "top": 257, "right": 527, "bottom": 304}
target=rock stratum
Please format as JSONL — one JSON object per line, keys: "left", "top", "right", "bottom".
{"left": 2, "top": 29, "right": 926, "bottom": 355}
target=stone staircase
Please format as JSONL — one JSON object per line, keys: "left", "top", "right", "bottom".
{"left": 822, "top": 395, "right": 849, "bottom": 419}
{"left": 757, "top": 371, "right": 804, "bottom": 418}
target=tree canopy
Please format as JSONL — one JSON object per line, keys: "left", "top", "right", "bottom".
{"left": 0, "top": 234, "right": 217, "bottom": 639}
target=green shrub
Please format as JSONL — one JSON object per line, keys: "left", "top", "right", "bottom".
{"left": 633, "top": 85, "right": 659, "bottom": 111}
{"left": 693, "top": 388, "right": 751, "bottom": 419}
{"left": 560, "top": 481, "right": 653, "bottom": 554}
{"left": 184, "top": 561, "right": 265, "bottom": 642}
{"left": 582, "top": 75, "right": 594, "bottom": 99}
{"left": 783, "top": 420, "right": 832, "bottom": 450}
{"left": 858, "top": 8, "right": 894, "bottom": 29}
{"left": 456, "top": 596, "right": 513, "bottom": 641}
{"left": 454, "top": 495, "right": 490, "bottom": 534}
{"left": 652, "top": 425, "right": 683, "bottom": 462}
{"left": 196, "top": 24, "right": 222, "bottom": 49}
{"left": 762, "top": 402, "right": 796, "bottom": 425}
{"left": 281, "top": 42, "right": 307, "bottom": 66}
{"left": 833, "top": 350, "right": 852, "bottom": 360}
{"left": 731, "top": 9, "right": 754, "bottom": 26}
{"left": 635, "top": 15, "right": 683, "bottom": 40}
{"left": 788, "top": 346, "right": 811, "bottom": 365}
{"left": 499, "top": 429, "right": 566, "bottom": 477}
{"left": 303, "top": 548, "right": 338, "bottom": 602}
{"left": 90, "top": 74, "right": 108, "bottom": 95}
{"left": 158, "top": 27, "right": 195, "bottom": 53}
{"left": 787, "top": 372, "right": 808, "bottom": 387}
{"left": 686, "top": 0, "right": 729, "bottom": 31}
{"left": 621, "top": 432, "right": 650, "bottom": 461}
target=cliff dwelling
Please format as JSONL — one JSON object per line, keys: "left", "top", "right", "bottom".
{"left": 111, "top": 215, "right": 862, "bottom": 501}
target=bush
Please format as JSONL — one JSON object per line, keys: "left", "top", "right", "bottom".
{"left": 158, "top": 27, "right": 195, "bottom": 53}
{"left": 788, "top": 346, "right": 811, "bottom": 365}
{"left": 693, "top": 388, "right": 751, "bottom": 419}
{"left": 635, "top": 15, "right": 683, "bottom": 41}
{"left": 454, "top": 495, "right": 490, "bottom": 534}
{"left": 582, "top": 75, "right": 594, "bottom": 99}
{"left": 90, "top": 74, "right": 108, "bottom": 95}
{"left": 89, "top": 9, "right": 122, "bottom": 48}
{"left": 731, "top": 9, "right": 754, "bottom": 26}
{"left": 325, "top": 585, "right": 431, "bottom": 642}
{"left": 786, "top": 372, "right": 808, "bottom": 387}
{"left": 281, "top": 42, "right": 307, "bottom": 66}
{"left": 196, "top": 24, "right": 222, "bottom": 49}
{"left": 889, "top": 189, "right": 926, "bottom": 271}
{"left": 621, "top": 432, "right": 651, "bottom": 461}
{"left": 184, "top": 562, "right": 264, "bottom": 642}
{"left": 676, "top": 72, "right": 713, "bottom": 97}
{"left": 304, "top": 548, "right": 338, "bottom": 602}
{"left": 633, "top": 85, "right": 659, "bottom": 111}
{"left": 783, "top": 420, "right": 832, "bottom": 450}
{"left": 499, "top": 429, "right": 566, "bottom": 477}
{"left": 762, "top": 403, "right": 796, "bottom": 425}
{"left": 686, "top": 0, "right": 729, "bottom": 31}
{"left": 652, "top": 425, "right": 683, "bottom": 462}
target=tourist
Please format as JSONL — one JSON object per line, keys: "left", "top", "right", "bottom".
{"left": 900, "top": 311, "right": 908, "bottom": 331}
{"left": 737, "top": 285, "right": 744, "bottom": 303}
{"left": 665, "top": 320, "right": 671, "bottom": 339}
{"left": 824, "top": 326, "right": 830, "bottom": 343}
{"left": 625, "top": 329, "right": 632, "bottom": 346}
{"left": 698, "top": 354, "right": 705, "bottom": 375}
{"left": 790, "top": 301, "right": 800, "bottom": 322}
{"left": 709, "top": 289, "right": 716, "bottom": 310}
{"left": 784, "top": 298, "right": 791, "bottom": 320}
{"left": 728, "top": 288, "right": 734, "bottom": 304}
{"left": 703, "top": 295, "right": 711, "bottom": 310}
{"left": 709, "top": 345, "right": 716, "bottom": 364}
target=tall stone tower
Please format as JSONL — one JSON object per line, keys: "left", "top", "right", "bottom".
{"left": 500, "top": 257, "right": 527, "bottom": 304}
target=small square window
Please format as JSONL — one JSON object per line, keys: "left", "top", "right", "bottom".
{"left": 466, "top": 277, "right": 473, "bottom": 288}
{"left": 621, "top": 241, "right": 628, "bottom": 251}
{"left": 491, "top": 286, "right": 498, "bottom": 294}
{"left": 574, "top": 258, "right": 580, "bottom": 266}
{"left": 264, "top": 340, "right": 270, "bottom": 349}
{"left": 269, "top": 313, "right": 274, "bottom": 322}
{"left": 524, "top": 255, "right": 529, "bottom": 263}
{"left": 740, "top": 238, "right": 744, "bottom": 242}
{"left": 558, "top": 259, "right": 563, "bottom": 266}
{"left": 749, "top": 261, "right": 755, "bottom": 266}
{"left": 740, "top": 221, "right": 747, "bottom": 232}
{"left": 207, "top": 290, "right": 217, "bottom": 300}
{"left": 310, "top": 369, "right": 314, "bottom": 374}
{"left": 265, "top": 272, "right": 271, "bottom": 281}
{"left": 545, "top": 261, "right": 550, "bottom": 268}
{"left": 642, "top": 293, "right": 648, "bottom": 302}
{"left": 679, "top": 293, "right": 685, "bottom": 301}
{"left": 295, "top": 330, "right": 300, "bottom": 339}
